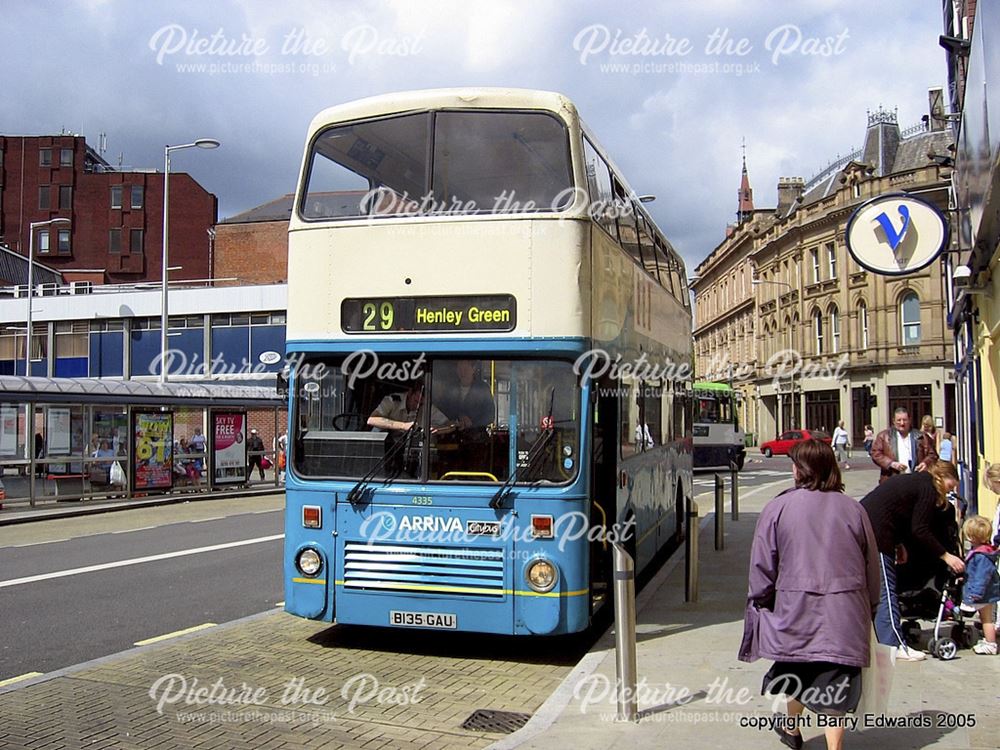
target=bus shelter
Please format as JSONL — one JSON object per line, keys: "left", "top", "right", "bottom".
{"left": 0, "top": 376, "right": 286, "bottom": 508}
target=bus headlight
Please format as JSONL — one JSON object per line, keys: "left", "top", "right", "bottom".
{"left": 296, "top": 548, "right": 323, "bottom": 577}
{"left": 525, "top": 559, "right": 558, "bottom": 593}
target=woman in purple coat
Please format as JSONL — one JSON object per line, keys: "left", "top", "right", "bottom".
{"left": 740, "top": 439, "right": 881, "bottom": 750}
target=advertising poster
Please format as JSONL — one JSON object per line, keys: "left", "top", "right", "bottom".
{"left": 47, "top": 407, "right": 72, "bottom": 455}
{"left": 0, "top": 405, "right": 19, "bottom": 457}
{"left": 132, "top": 412, "right": 173, "bottom": 491}
{"left": 213, "top": 411, "right": 247, "bottom": 485}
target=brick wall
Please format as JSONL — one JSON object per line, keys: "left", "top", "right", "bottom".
{"left": 0, "top": 135, "right": 217, "bottom": 284}
{"left": 213, "top": 220, "right": 288, "bottom": 285}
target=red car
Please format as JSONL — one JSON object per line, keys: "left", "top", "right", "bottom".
{"left": 759, "top": 428, "right": 832, "bottom": 457}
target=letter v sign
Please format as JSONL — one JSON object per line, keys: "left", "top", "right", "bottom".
{"left": 873, "top": 205, "right": 911, "bottom": 252}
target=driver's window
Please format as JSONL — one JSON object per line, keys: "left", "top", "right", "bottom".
{"left": 428, "top": 359, "right": 506, "bottom": 482}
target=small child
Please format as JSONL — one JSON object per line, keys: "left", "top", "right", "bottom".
{"left": 960, "top": 515, "right": 1000, "bottom": 655}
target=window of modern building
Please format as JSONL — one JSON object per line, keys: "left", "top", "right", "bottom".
{"left": 38, "top": 185, "right": 50, "bottom": 210}
{"left": 60, "top": 148, "right": 73, "bottom": 167}
{"left": 829, "top": 305, "right": 840, "bottom": 353}
{"left": 900, "top": 292, "right": 921, "bottom": 345}
{"left": 58, "top": 229, "right": 71, "bottom": 254}
{"left": 130, "top": 229, "right": 144, "bottom": 254}
{"left": 811, "top": 248, "right": 820, "bottom": 283}
{"left": 55, "top": 321, "right": 89, "bottom": 377}
{"left": 59, "top": 185, "right": 72, "bottom": 210}
{"left": 109, "top": 228, "right": 121, "bottom": 253}
{"left": 39, "top": 148, "right": 52, "bottom": 167}
{"left": 858, "top": 301, "right": 869, "bottom": 350}
{"left": 110, "top": 185, "right": 122, "bottom": 209}
{"left": 37, "top": 230, "right": 50, "bottom": 254}
{"left": 813, "top": 309, "right": 824, "bottom": 354}
{"left": 131, "top": 185, "right": 144, "bottom": 209}
{"left": 827, "top": 243, "right": 837, "bottom": 279}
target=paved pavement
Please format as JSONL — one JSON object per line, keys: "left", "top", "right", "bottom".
{"left": 0, "top": 611, "right": 583, "bottom": 749}
{"left": 493, "top": 466, "right": 1000, "bottom": 750}
{"left": 5, "top": 464, "right": 997, "bottom": 749}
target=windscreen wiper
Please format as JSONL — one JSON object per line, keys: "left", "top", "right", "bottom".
{"left": 490, "top": 389, "right": 556, "bottom": 509}
{"left": 346, "top": 424, "right": 420, "bottom": 506}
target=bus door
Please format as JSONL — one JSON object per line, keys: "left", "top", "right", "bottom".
{"left": 589, "top": 375, "right": 619, "bottom": 605}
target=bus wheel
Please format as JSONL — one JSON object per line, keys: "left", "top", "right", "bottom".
{"left": 762, "top": 447, "right": 772, "bottom": 458}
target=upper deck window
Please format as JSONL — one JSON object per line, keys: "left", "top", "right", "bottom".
{"left": 301, "top": 110, "right": 574, "bottom": 220}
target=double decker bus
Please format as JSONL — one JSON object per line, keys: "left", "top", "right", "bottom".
{"left": 692, "top": 381, "right": 746, "bottom": 470}
{"left": 283, "top": 88, "right": 693, "bottom": 635}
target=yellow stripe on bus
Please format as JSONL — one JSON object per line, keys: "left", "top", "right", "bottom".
{"left": 291, "top": 577, "right": 327, "bottom": 585}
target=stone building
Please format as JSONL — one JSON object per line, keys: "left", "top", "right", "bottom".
{"left": 693, "top": 105, "right": 954, "bottom": 446}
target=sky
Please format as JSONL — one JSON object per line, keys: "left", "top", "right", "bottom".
{"left": 0, "top": 0, "right": 951, "bottom": 272}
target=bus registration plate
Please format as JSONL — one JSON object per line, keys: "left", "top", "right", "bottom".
{"left": 389, "top": 610, "right": 457, "bottom": 629}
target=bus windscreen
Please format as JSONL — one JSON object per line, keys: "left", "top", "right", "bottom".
{"left": 301, "top": 110, "right": 574, "bottom": 220}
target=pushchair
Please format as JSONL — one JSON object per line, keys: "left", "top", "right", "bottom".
{"left": 896, "top": 492, "right": 975, "bottom": 660}
{"left": 898, "top": 570, "right": 972, "bottom": 660}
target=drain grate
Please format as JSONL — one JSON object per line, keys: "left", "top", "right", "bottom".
{"left": 461, "top": 708, "right": 532, "bottom": 733}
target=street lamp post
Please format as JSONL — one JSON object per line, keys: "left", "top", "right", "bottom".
{"left": 752, "top": 276, "right": 796, "bottom": 432}
{"left": 161, "top": 139, "right": 220, "bottom": 383}
{"left": 26, "top": 218, "right": 70, "bottom": 376}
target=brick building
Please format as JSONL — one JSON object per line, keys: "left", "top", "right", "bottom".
{"left": 0, "top": 134, "right": 217, "bottom": 285}
{"left": 213, "top": 194, "right": 292, "bottom": 286}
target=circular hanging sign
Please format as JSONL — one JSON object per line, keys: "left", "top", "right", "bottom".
{"left": 845, "top": 193, "right": 950, "bottom": 276}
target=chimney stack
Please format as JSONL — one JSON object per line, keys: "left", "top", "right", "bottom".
{"left": 776, "top": 177, "right": 805, "bottom": 215}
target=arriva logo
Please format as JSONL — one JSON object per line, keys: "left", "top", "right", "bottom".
{"left": 398, "top": 516, "right": 463, "bottom": 533}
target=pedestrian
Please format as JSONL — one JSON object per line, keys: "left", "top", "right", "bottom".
{"left": 859, "top": 461, "right": 966, "bottom": 660}
{"left": 247, "top": 428, "right": 265, "bottom": 480}
{"left": 739, "top": 439, "right": 880, "bottom": 750}
{"left": 869, "top": 407, "right": 938, "bottom": 484}
{"left": 832, "top": 419, "right": 850, "bottom": 470}
{"left": 958, "top": 515, "right": 1000, "bottom": 655}
{"left": 34, "top": 432, "right": 44, "bottom": 477}
{"left": 920, "top": 415, "right": 941, "bottom": 455}
{"left": 938, "top": 431, "right": 954, "bottom": 465}
{"left": 985, "top": 463, "right": 1000, "bottom": 546}
{"left": 276, "top": 429, "right": 288, "bottom": 483}
{"left": 863, "top": 425, "right": 874, "bottom": 455}
{"left": 190, "top": 427, "right": 206, "bottom": 455}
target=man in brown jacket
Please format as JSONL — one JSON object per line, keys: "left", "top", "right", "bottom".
{"left": 870, "top": 407, "right": 939, "bottom": 484}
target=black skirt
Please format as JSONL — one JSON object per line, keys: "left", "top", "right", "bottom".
{"left": 762, "top": 661, "right": 862, "bottom": 715}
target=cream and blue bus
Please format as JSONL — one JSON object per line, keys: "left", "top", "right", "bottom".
{"left": 283, "top": 88, "right": 693, "bottom": 635}
{"left": 693, "top": 381, "right": 746, "bottom": 470}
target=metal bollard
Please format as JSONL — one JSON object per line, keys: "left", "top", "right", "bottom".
{"left": 730, "top": 461, "right": 740, "bottom": 521}
{"left": 714, "top": 473, "right": 725, "bottom": 550}
{"left": 685, "top": 498, "right": 699, "bottom": 602}
{"left": 611, "top": 541, "right": 637, "bottom": 723}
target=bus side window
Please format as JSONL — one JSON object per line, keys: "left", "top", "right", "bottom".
{"left": 662, "top": 383, "right": 674, "bottom": 443}
{"left": 620, "top": 378, "right": 639, "bottom": 458}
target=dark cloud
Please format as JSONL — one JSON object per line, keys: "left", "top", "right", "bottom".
{"left": 1, "top": 0, "right": 946, "bottom": 273}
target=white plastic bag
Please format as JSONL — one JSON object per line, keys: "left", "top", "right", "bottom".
{"left": 110, "top": 461, "right": 126, "bottom": 487}
{"left": 858, "top": 627, "right": 895, "bottom": 717}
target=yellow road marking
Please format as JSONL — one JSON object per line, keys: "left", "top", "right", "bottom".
{"left": 0, "top": 672, "right": 42, "bottom": 688}
{"left": 134, "top": 622, "right": 217, "bottom": 646}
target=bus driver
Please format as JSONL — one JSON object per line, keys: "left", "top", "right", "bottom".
{"left": 367, "top": 382, "right": 449, "bottom": 433}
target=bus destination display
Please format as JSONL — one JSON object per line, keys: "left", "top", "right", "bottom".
{"left": 342, "top": 295, "right": 516, "bottom": 334}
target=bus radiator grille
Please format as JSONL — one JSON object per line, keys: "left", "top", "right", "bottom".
{"left": 343, "top": 542, "right": 506, "bottom": 597}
